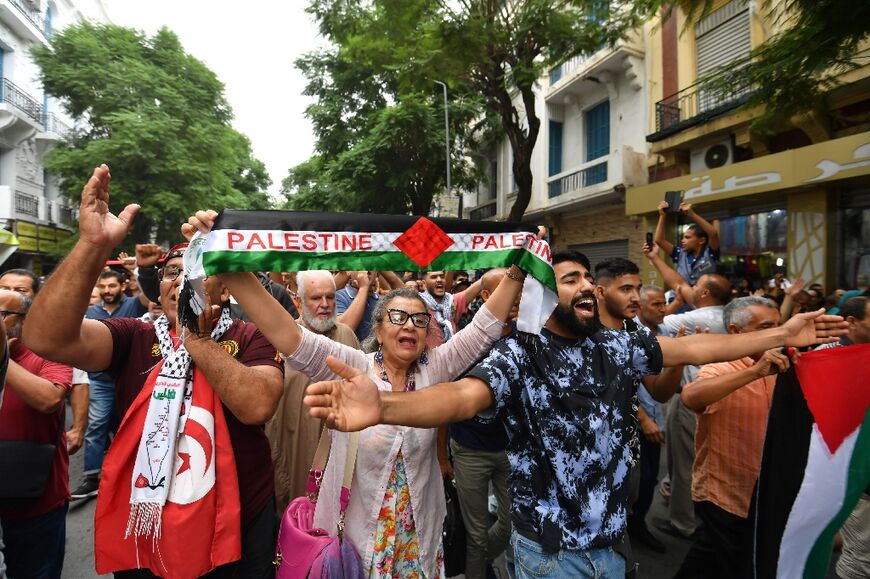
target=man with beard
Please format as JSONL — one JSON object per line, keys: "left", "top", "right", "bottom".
{"left": 421, "top": 270, "right": 482, "bottom": 347}
{"left": 0, "top": 289, "right": 73, "bottom": 578}
{"left": 303, "top": 249, "right": 848, "bottom": 579}
{"left": 593, "top": 259, "right": 667, "bottom": 555}
{"left": 266, "top": 270, "right": 361, "bottom": 512}
{"left": 74, "top": 268, "right": 148, "bottom": 500}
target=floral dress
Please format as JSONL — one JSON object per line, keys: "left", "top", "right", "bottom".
{"left": 370, "top": 450, "right": 445, "bottom": 579}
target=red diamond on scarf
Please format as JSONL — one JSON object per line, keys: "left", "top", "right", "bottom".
{"left": 393, "top": 217, "right": 454, "bottom": 268}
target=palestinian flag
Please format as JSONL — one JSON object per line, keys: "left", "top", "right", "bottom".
{"left": 198, "top": 210, "right": 558, "bottom": 332}
{"left": 754, "top": 344, "right": 870, "bottom": 578}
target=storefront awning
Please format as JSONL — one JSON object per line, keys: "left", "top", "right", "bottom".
{"left": 626, "top": 130, "right": 870, "bottom": 215}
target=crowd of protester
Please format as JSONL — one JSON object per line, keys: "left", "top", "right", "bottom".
{"left": 0, "top": 167, "right": 866, "bottom": 579}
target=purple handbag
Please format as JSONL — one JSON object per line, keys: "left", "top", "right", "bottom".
{"left": 274, "top": 430, "right": 365, "bottom": 579}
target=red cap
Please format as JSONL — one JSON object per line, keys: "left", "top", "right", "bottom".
{"left": 159, "top": 242, "right": 189, "bottom": 264}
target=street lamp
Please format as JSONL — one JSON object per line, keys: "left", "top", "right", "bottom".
{"left": 433, "top": 80, "right": 451, "bottom": 201}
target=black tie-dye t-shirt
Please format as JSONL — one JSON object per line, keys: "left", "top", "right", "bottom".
{"left": 467, "top": 325, "right": 663, "bottom": 553}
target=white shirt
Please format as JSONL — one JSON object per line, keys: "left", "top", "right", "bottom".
{"left": 284, "top": 305, "right": 504, "bottom": 574}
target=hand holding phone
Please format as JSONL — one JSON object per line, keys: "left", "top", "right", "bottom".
{"left": 664, "top": 191, "right": 683, "bottom": 213}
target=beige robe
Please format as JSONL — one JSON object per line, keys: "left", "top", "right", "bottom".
{"left": 266, "top": 319, "right": 361, "bottom": 513}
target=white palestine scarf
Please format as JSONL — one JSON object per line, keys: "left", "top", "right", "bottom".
{"left": 126, "top": 309, "right": 233, "bottom": 540}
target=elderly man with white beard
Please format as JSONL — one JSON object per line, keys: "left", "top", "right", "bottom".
{"left": 266, "top": 270, "right": 362, "bottom": 512}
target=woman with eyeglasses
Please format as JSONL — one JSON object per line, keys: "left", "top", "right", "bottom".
{"left": 182, "top": 211, "right": 529, "bottom": 579}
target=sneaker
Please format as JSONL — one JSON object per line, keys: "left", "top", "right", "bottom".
{"left": 71, "top": 475, "right": 100, "bottom": 500}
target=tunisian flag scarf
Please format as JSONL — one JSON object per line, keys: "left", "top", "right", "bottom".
{"left": 193, "top": 209, "right": 558, "bottom": 333}
{"left": 95, "top": 310, "right": 241, "bottom": 578}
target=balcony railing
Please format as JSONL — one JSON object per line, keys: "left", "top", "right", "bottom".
{"left": 1, "top": 78, "right": 43, "bottom": 125}
{"left": 15, "top": 191, "right": 39, "bottom": 217}
{"left": 469, "top": 200, "right": 497, "bottom": 221}
{"left": 547, "top": 160, "right": 608, "bottom": 198}
{"left": 651, "top": 67, "right": 754, "bottom": 141}
{"left": 58, "top": 203, "right": 76, "bottom": 225}
{"left": 8, "top": 0, "right": 45, "bottom": 35}
{"left": 43, "top": 112, "right": 72, "bottom": 139}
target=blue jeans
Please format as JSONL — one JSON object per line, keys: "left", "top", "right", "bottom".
{"left": 511, "top": 531, "right": 625, "bottom": 579}
{"left": 0, "top": 503, "right": 67, "bottom": 578}
{"left": 84, "top": 377, "right": 116, "bottom": 474}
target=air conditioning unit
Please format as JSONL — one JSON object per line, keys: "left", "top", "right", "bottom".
{"left": 690, "top": 139, "right": 734, "bottom": 173}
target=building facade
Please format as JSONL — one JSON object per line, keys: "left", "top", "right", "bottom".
{"left": 0, "top": 0, "right": 110, "bottom": 275}
{"left": 630, "top": 0, "right": 870, "bottom": 292}
{"left": 464, "top": 1, "right": 870, "bottom": 293}
{"left": 463, "top": 26, "right": 654, "bottom": 269}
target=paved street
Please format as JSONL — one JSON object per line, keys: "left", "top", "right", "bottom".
{"left": 60, "top": 410, "right": 836, "bottom": 579}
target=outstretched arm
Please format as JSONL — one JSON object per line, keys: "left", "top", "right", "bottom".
{"left": 304, "top": 357, "right": 494, "bottom": 431}
{"left": 658, "top": 309, "right": 846, "bottom": 367}
{"left": 681, "top": 349, "right": 789, "bottom": 412}
{"left": 24, "top": 165, "right": 139, "bottom": 371}
{"left": 643, "top": 242, "right": 688, "bottom": 293}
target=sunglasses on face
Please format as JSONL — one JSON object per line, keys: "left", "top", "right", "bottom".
{"left": 386, "top": 309, "right": 431, "bottom": 329}
{"left": 158, "top": 265, "right": 183, "bottom": 282}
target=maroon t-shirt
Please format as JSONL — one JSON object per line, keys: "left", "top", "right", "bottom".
{"left": 101, "top": 317, "right": 283, "bottom": 524}
{"left": 0, "top": 346, "right": 73, "bottom": 519}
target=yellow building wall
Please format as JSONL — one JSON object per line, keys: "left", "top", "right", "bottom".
{"left": 787, "top": 191, "right": 827, "bottom": 287}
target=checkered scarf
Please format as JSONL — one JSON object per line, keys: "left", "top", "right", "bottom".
{"left": 126, "top": 309, "right": 233, "bottom": 540}
{"left": 419, "top": 290, "right": 454, "bottom": 341}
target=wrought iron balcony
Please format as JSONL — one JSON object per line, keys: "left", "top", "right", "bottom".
{"left": 7, "top": 0, "right": 44, "bottom": 34}
{"left": 649, "top": 67, "right": 754, "bottom": 142}
{"left": 42, "top": 112, "right": 72, "bottom": 139}
{"left": 15, "top": 191, "right": 39, "bottom": 217}
{"left": 548, "top": 160, "right": 608, "bottom": 198}
{"left": 1, "top": 78, "right": 43, "bottom": 125}
{"left": 469, "top": 200, "right": 496, "bottom": 221}
{"left": 58, "top": 203, "right": 76, "bottom": 225}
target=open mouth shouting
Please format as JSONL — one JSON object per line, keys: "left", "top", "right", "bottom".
{"left": 397, "top": 335, "right": 419, "bottom": 350}
{"left": 573, "top": 293, "right": 596, "bottom": 319}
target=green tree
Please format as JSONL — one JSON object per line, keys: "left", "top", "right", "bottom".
{"left": 33, "top": 23, "right": 272, "bottom": 245}
{"left": 303, "top": 0, "right": 661, "bottom": 221}
{"left": 282, "top": 45, "right": 490, "bottom": 215}
{"left": 684, "top": 0, "right": 870, "bottom": 129}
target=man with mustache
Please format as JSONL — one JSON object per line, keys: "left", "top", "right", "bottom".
{"left": 266, "top": 270, "right": 361, "bottom": 512}
{"left": 0, "top": 289, "right": 73, "bottom": 578}
{"left": 303, "top": 247, "right": 848, "bottom": 578}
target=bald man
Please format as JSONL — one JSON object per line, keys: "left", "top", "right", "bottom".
{"left": 660, "top": 273, "right": 732, "bottom": 538}
{"left": 266, "top": 270, "right": 361, "bottom": 512}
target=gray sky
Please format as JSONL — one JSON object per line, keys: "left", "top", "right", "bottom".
{"left": 106, "top": 1, "right": 323, "bottom": 198}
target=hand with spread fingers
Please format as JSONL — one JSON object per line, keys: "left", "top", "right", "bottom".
{"left": 79, "top": 164, "right": 139, "bottom": 250}
{"left": 304, "top": 356, "right": 383, "bottom": 432}
{"left": 781, "top": 308, "right": 848, "bottom": 348}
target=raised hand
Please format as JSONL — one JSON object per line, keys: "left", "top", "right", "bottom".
{"left": 782, "top": 308, "right": 848, "bottom": 348}
{"left": 679, "top": 202, "right": 694, "bottom": 215}
{"left": 79, "top": 164, "right": 139, "bottom": 250}
{"left": 135, "top": 243, "right": 163, "bottom": 268}
{"left": 304, "top": 356, "right": 383, "bottom": 432}
{"left": 117, "top": 251, "right": 137, "bottom": 273}
{"left": 181, "top": 210, "right": 219, "bottom": 241}
{"left": 785, "top": 276, "right": 806, "bottom": 298}
{"left": 657, "top": 200, "right": 669, "bottom": 214}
